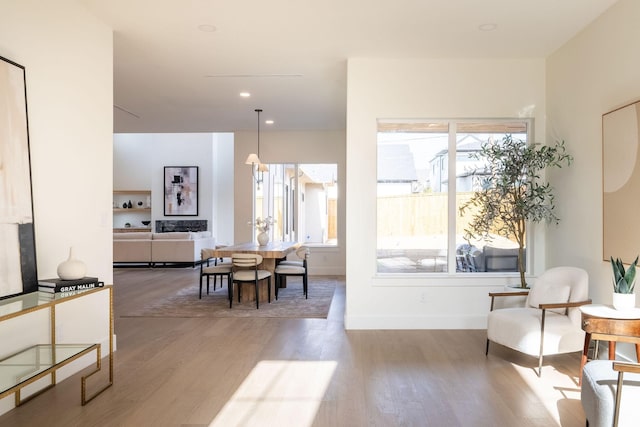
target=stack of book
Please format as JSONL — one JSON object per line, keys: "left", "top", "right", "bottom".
{"left": 38, "top": 277, "right": 104, "bottom": 294}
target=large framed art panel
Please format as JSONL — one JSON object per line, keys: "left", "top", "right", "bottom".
{"left": 603, "top": 99, "right": 640, "bottom": 264}
{"left": 163, "top": 166, "right": 198, "bottom": 216}
{"left": 0, "top": 55, "right": 38, "bottom": 299}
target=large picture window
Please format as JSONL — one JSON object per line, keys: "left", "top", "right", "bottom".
{"left": 254, "top": 163, "right": 338, "bottom": 246}
{"left": 376, "top": 119, "right": 531, "bottom": 274}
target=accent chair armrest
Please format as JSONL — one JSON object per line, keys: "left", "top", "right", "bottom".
{"left": 613, "top": 361, "right": 640, "bottom": 374}
{"left": 538, "top": 299, "right": 592, "bottom": 310}
{"left": 612, "top": 361, "right": 640, "bottom": 426}
{"left": 488, "top": 291, "right": 529, "bottom": 311}
{"left": 488, "top": 291, "right": 529, "bottom": 298}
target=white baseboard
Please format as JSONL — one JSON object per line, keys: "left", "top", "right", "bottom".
{"left": 344, "top": 314, "right": 487, "bottom": 330}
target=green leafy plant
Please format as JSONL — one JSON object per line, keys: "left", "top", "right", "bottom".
{"left": 611, "top": 256, "right": 638, "bottom": 294}
{"left": 459, "top": 135, "right": 572, "bottom": 288}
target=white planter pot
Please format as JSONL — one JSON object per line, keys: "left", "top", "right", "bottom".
{"left": 612, "top": 292, "right": 636, "bottom": 311}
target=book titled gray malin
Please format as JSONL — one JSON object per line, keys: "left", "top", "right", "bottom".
{"left": 38, "top": 277, "right": 104, "bottom": 293}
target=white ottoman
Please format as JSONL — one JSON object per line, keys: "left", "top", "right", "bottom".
{"left": 581, "top": 360, "right": 640, "bottom": 427}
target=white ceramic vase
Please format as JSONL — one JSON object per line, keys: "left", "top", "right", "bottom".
{"left": 57, "top": 247, "right": 86, "bottom": 280}
{"left": 257, "top": 231, "right": 269, "bottom": 246}
{"left": 612, "top": 292, "right": 636, "bottom": 311}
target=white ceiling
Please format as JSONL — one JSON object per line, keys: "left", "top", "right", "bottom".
{"left": 80, "top": 0, "right": 618, "bottom": 133}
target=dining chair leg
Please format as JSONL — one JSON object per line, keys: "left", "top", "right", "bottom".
{"left": 268, "top": 276, "right": 271, "bottom": 303}
{"left": 229, "top": 281, "right": 233, "bottom": 308}
{"left": 275, "top": 274, "right": 279, "bottom": 300}
{"left": 206, "top": 276, "right": 210, "bottom": 295}
{"left": 199, "top": 275, "right": 203, "bottom": 299}
{"left": 303, "top": 274, "right": 308, "bottom": 299}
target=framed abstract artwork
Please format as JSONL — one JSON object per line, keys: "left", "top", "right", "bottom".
{"left": 0, "top": 55, "right": 38, "bottom": 299}
{"left": 163, "top": 166, "right": 199, "bottom": 216}
{"left": 602, "top": 99, "right": 640, "bottom": 263}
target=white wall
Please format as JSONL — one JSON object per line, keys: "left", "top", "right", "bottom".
{"left": 345, "top": 58, "right": 547, "bottom": 329}
{"left": 0, "top": 0, "right": 113, "bottom": 415}
{"left": 113, "top": 133, "right": 235, "bottom": 245}
{"left": 546, "top": 0, "right": 640, "bottom": 357}
{"left": 234, "top": 130, "right": 346, "bottom": 275}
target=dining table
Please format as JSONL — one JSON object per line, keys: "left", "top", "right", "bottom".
{"left": 211, "top": 241, "right": 301, "bottom": 302}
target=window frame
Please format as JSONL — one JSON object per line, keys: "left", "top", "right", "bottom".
{"left": 375, "top": 118, "right": 534, "bottom": 277}
{"left": 253, "top": 162, "right": 338, "bottom": 247}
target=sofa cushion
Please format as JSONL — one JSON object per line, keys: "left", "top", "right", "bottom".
{"left": 114, "top": 232, "right": 152, "bottom": 240}
{"left": 192, "top": 231, "right": 212, "bottom": 239}
{"left": 152, "top": 232, "right": 192, "bottom": 240}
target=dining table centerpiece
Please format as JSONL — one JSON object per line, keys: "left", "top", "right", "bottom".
{"left": 255, "top": 216, "right": 275, "bottom": 246}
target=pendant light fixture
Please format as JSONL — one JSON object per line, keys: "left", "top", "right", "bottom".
{"left": 245, "top": 108, "right": 268, "bottom": 186}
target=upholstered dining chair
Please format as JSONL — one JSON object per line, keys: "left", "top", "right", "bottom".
{"left": 230, "top": 253, "right": 272, "bottom": 309}
{"left": 278, "top": 246, "right": 310, "bottom": 267}
{"left": 199, "top": 248, "right": 232, "bottom": 299}
{"left": 274, "top": 247, "right": 309, "bottom": 299}
{"left": 486, "top": 266, "right": 591, "bottom": 376}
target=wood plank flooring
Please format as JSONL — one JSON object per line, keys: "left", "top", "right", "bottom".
{"left": 0, "top": 268, "right": 586, "bottom": 426}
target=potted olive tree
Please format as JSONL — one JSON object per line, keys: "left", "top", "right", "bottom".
{"left": 459, "top": 135, "right": 573, "bottom": 288}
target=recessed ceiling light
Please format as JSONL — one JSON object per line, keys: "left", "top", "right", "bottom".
{"left": 478, "top": 23, "right": 497, "bottom": 31}
{"left": 240, "top": 92, "right": 251, "bottom": 98}
{"left": 198, "top": 24, "right": 217, "bottom": 32}
{"left": 265, "top": 120, "right": 274, "bottom": 125}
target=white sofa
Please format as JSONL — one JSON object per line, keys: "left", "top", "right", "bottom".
{"left": 113, "top": 231, "right": 215, "bottom": 266}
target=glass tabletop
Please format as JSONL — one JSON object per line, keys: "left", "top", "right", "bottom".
{"left": 0, "top": 344, "right": 96, "bottom": 394}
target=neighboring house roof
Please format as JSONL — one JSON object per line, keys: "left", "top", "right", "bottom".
{"left": 377, "top": 144, "right": 418, "bottom": 182}
{"left": 299, "top": 164, "right": 337, "bottom": 184}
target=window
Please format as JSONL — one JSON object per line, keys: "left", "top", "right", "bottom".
{"left": 254, "top": 163, "right": 338, "bottom": 246}
{"left": 376, "top": 119, "right": 531, "bottom": 274}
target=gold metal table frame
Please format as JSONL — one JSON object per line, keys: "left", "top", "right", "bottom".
{"left": 0, "top": 286, "right": 114, "bottom": 406}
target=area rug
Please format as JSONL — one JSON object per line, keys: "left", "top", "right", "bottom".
{"left": 121, "top": 276, "right": 339, "bottom": 319}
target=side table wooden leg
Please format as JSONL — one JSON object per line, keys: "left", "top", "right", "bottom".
{"left": 609, "top": 341, "right": 616, "bottom": 360}
{"left": 636, "top": 343, "right": 640, "bottom": 362}
{"left": 579, "top": 333, "right": 591, "bottom": 386}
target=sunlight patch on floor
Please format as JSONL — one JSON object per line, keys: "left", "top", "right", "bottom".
{"left": 209, "top": 360, "right": 337, "bottom": 427}
{"left": 513, "top": 362, "right": 582, "bottom": 426}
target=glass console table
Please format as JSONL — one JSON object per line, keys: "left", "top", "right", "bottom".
{"left": 0, "top": 286, "right": 113, "bottom": 406}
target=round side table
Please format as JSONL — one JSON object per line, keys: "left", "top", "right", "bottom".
{"left": 579, "top": 304, "right": 640, "bottom": 384}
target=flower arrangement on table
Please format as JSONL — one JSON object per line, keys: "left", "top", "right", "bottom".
{"left": 254, "top": 216, "right": 275, "bottom": 233}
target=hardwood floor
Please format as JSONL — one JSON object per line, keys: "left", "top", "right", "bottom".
{"left": 0, "top": 268, "right": 586, "bottom": 427}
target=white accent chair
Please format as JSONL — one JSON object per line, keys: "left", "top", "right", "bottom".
{"left": 581, "top": 360, "right": 640, "bottom": 427}
{"left": 230, "top": 253, "right": 272, "bottom": 309}
{"left": 486, "top": 266, "right": 591, "bottom": 376}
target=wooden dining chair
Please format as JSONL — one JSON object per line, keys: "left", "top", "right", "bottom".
{"left": 230, "top": 253, "right": 272, "bottom": 309}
